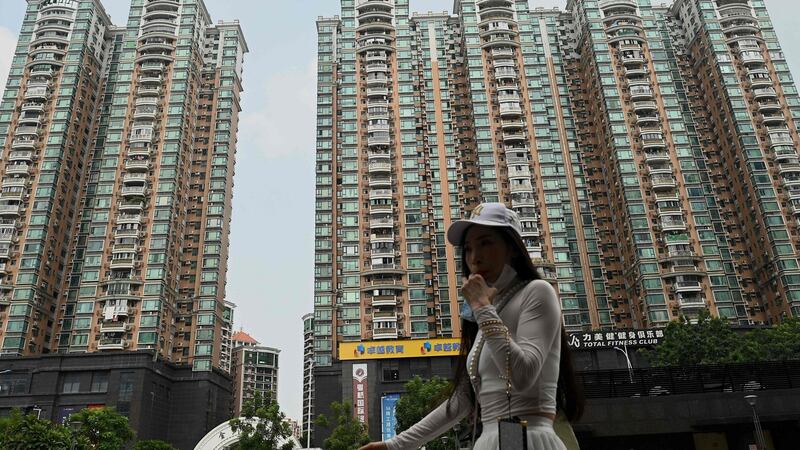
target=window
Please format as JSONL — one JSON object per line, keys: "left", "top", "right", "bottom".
{"left": 90, "top": 372, "right": 108, "bottom": 393}
{"left": 117, "top": 372, "right": 134, "bottom": 416}
{"left": 62, "top": 373, "right": 81, "bottom": 394}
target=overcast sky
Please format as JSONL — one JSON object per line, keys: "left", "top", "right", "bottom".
{"left": 0, "top": 0, "right": 798, "bottom": 422}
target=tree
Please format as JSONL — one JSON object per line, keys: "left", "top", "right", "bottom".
{"left": 395, "top": 376, "right": 457, "bottom": 450}
{"left": 316, "top": 401, "right": 370, "bottom": 450}
{"left": 69, "top": 407, "right": 135, "bottom": 450}
{"left": 228, "top": 391, "right": 294, "bottom": 450}
{"left": 0, "top": 409, "right": 75, "bottom": 450}
{"left": 647, "top": 311, "right": 800, "bottom": 366}
{"left": 133, "top": 440, "right": 178, "bottom": 450}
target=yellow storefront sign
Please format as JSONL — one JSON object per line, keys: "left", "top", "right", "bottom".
{"left": 339, "top": 338, "right": 462, "bottom": 360}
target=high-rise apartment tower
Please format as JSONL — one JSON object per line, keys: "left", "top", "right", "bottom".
{"left": 314, "top": 0, "right": 800, "bottom": 371}
{"left": 0, "top": 0, "right": 247, "bottom": 374}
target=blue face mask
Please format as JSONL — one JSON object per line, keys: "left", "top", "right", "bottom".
{"left": 460, "top": 301, "right": 476, "bottom": 323}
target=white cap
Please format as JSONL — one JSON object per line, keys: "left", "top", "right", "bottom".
{"left": 446, "top": 203, "right": 524, "bottom": 246}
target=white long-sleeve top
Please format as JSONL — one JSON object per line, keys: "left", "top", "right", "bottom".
{"left": 385, "top": 266, "right": 562, "bottom": 450}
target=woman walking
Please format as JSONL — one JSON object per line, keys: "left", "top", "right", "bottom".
{"left": 358, "top": 202, "right": 583, "bottom": 450}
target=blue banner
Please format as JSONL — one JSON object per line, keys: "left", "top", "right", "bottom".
{"left": 381, "top": 393, "right": 401, "bottom": 441}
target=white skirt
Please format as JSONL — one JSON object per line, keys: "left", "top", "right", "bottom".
{"left": 474, "top": 416, "right": 566, "bottom": 450}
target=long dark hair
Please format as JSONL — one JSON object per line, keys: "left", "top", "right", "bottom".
{"left": 448, "top": 226, "right": 585, "bottom": 422}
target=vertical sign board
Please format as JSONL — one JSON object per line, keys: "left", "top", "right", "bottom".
{"left": 352, "top": 363, "right": 369, "bottom": 426}
{"left": 381, "top": 393, "right": 401, "bottom": 441}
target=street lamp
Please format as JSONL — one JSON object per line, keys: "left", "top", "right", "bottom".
{"left": 612, "top": 343, "right": 634, "bottom": 383}
{"left": 744, "top": 394, "right": 767, "bottom": 450}
{"left": 0, "top": 369, "right": 10, "bottom": 396}
{"left": 68, "top": 420, "right": 82, "bottom": 450}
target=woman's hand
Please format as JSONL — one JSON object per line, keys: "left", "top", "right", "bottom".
{"left": 461, "top": 274, "right": 497, "bottom": 311}
{"left": 358, "top": 442, "right": 388, "bottom": 450}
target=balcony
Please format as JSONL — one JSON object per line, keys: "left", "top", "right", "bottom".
{"left": 510, "top": 180, "right": 534, "bottom": 193}
{"left": 773, "top": 146, "right": 796, "bottom": 160}
{"left": 366, "top": 74, "right": 389, "bottom": 85}
{"left": 511, "top": 194, "right": 536, "bottom": 208}
{"left": 740, "top": 51, "right": 763, "bottom": 65}
{"left": 778, "top": 163, "right": 800, "bottom": 175}
{"left": 481, "top": 34, "right": 519, "bottom": 49}
{"left": 130, "top": 127, "right": 154, "bottom": 143}
{"left": 18, "top": 113, "right": 41, "bottom": 125}
{"left": 2, "top": 178, "right": 28, "bottom": 188}
{"left": 119, "top": 201, "right": 144, "bottom": 212}
{"left": 499, "top": 103, "right": 522, "bottom": 116}
{"left": 769, "top": 132, "right": 793, "bottom": 147}
{"left": 0, "top": 205, "right": 20, "bottom": 216}
{"left": 0, "top": 230, "right": 15, "bottom": 243}
{"left": 621, "top": 54, "right": 645, "bottom": 65}
{"left": 15, "top": 126, "right": 39, "bottom": 137}
{"left": 121, "top": 185, "right": 147, "bottom": 197}
{"left": 501, "top": 119, "right": 525, "bottom": 130}
{"left": 1, "top": 189, "right": 25, "bottom": 201}
{"left": 117, "top": 213, "right": 142, "bottom": 224}
{"left": 369, "top": 202, "right": 392, "bottom": 214}
{"left": 137, "top": 86, "right": 161, "bottom": 96}
{"left": 8, "top": 151, "right": 34, "bottom": 162}
{"left": 630, "top": 86, "right": 653, "bottom": 100}
{"left": 5, "top": 164, "right": 30, "bottom": 175}
{"left": 28, "top": 66, "right": 53, "bottom": 77}
{"left": 624, "top": 67, "right": 648, "bottom": 78}
{"left": 371, "top": 295, "right": 398, "bottom": 307}
{"left": 123, "top": 173, "right": 148, "bottom": 184}
{"left": 757, "top": 98, "right": 780, "bottom": 112}
{"left": 11, "top": 139, "right": 36, "bottom": 150}
{"left": 125, "top": 159, "right": 149, "bottom": 171}
{"left": 369, "top": 188, "right": 392, "bottom": 199}
{"left": 508, "top": 166, "right": 531, "bottom": 179}
{"left": 752, "top": 87, "right": 776, "bottom": 99}
{"left": 651, "top": 175, "right": 677, "bottom": 190}
{"left": 502, "top": 131, "right": 526, "bottom": 142}
{"left": 99, "top": 321, "right": 131, "bottom": 333}
{"left": 367, "top": 132, "right": 390, "bottom": 146}
{"left": 636, "top": 114, "right": 659, "bottom": 125}
{"left": 139, "top": 74, "right": 164, "bottom": 85}
{"left": 491, "top": 47, "right": 514, "bottom": 58}
{"left": 599, "top": 0, "right": 637, "bottom": 8}
{"left": 366, "top": 63, "right": 389, "bottom": 73}
{"left": 644, "top": 150, "right": 669, "bottom": 162}
{"left": 371, "top": 245, "right": 395, "bottom": 256}
{"left": 110, "top": 258, "right": 136, "bottom": 269}
{"left": 97, "top": 338, "right": 128, "bottom": 350}
{"left": 370, "top": 231, "right": 394, "bottom": 242}
{"left": 20, "top": 102, "right": 45, "bottom": 113}
{"left": 140, "top": 65, "right": 166, "bottom": 77}
{"left": 368, "top": 176, "right": 391, "bottom": 187}
{"left": 0, "top": 246, "right": 10, "bottom": 258}
{"left": 674, "top": 280, "right": 703, "bottom": 293}
{"left": 372, "top": 326, "right": 398, "bottom": 339}
{"left": 135, "top": 97, "right": 159, "bottom": 108}
{"left": 748, "top": 71, "right": 772, "bottom": 87}
{"left": 366, "top": 87, "right": 389, "bottom": 97}
{"left": 368, "top": 161, "right": 391, "bottom": 173}
{"left": 369, "top": 216, "right": 394, "bottom": 229}
{"left": 632, "top": 101, "right": 657, "bottom": 112}
{"left": 641, "top": 136, "right": 666, "bottom": 149}
{"left": 134, "top": 106, "right": 157, "bottom": 119}
{"left": 494, "top": 67, "right": 517, "bottom": 80}
{"left": 129, "top": 145, "right": 152, "bottom": 157}
{"left": 24, "top": 87, "right": 49, "bottom": 100}
{"left": 761, "top": 113, "right": 784, "bottom": 126}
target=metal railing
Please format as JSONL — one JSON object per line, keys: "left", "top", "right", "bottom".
{"left": 579, "top": 361, "right": 800, "bottom": 399}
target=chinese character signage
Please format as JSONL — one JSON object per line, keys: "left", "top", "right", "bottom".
{"left": 352, "top": 364, "right": 369, "bottom": 425}
{"left": 339, "top": 338, "right": 462, "bottom": 361}
{"left": 381, "top": 393, "right": 401, "bottom": 440}
{"left": 567, "top": 329, "right": 664, "bottom": 349}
